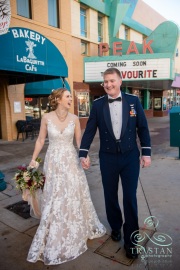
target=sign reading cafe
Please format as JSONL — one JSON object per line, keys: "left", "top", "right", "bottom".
{"left": 0, "top": 26, "right": 68, "bottom": 80}
{"left": 11, "top": 28, "right": 46, "bottom": 72}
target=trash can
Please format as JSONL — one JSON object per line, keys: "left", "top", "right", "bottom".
{"left": 170, "top": 106, "right": 180, "bottom": 158}
{"left": 0, "top": 171, "right": 6, "bottom": 191}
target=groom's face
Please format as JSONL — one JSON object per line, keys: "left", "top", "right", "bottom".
{"left": 103, "top": 72, "right": 122, "bottom": 98}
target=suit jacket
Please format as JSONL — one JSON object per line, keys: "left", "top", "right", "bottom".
{"left": 79, "top": 92, "right": 151, "bottom": 158}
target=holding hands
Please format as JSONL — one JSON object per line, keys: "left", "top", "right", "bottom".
{"left": 140, "top": 156, "right": 151, "bottom": 168}
{"left": 80, "top": 155, "right": 90, "bottom": 170}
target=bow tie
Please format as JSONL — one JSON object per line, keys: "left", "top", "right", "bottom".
{"left": 108, "top": 97, "right": 122, "bottom": 103}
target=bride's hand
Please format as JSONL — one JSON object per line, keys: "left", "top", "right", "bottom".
{"left": 29, "top": 159, "right": 39, "bottom": 169}
{"left": 86, "top": 155, "right": 90, "bottom": 166}
{"left": 80, "top": 155, "right": 90, "bottom": 170}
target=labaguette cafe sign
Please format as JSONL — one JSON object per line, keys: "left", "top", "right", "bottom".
{"left": 84, "top": 40, "right": 171, "bottom": 82}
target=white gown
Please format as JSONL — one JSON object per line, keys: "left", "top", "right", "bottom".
{"left": 27, "top": 116, "right": 106, "bottom": 265}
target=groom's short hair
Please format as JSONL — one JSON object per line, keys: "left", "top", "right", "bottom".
{"left": 103, "top": 68, "right": 122, "bottom": 79}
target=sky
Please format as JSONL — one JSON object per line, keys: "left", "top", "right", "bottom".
{"left": 142, "top": 0, "right": 180, "bottom": 28}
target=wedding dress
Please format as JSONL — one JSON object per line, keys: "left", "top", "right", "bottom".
{"left": 27, "top": 113, "right": 106, "bottom": 265}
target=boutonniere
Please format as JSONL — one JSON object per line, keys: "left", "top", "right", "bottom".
{"left": 130, "top": 105, "right": 136, "bottom": 117}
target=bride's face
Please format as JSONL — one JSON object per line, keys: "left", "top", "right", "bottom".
{"left": 58, "top": 90, "right": 72, "bottom": 109}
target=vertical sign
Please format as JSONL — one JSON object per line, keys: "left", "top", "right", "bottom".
{"left": 0, "top": 0, "right": 11, "bottom": 35}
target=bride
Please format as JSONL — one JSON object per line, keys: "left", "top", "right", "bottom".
{"left": 27, "top": 88, "right": 106, "bottom": 265}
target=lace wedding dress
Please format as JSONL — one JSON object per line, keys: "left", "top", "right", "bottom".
{"left": 27, "top": 114, "right": 106, "bottom": 265}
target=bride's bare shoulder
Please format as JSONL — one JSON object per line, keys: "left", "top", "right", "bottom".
{"left": 69, "top": 113, "right": 78, "bottom": 121}
{"left": 42, "top": 111, "right": 54, "bottom": 120}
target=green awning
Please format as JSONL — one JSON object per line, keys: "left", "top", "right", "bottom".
{"left": 0, "top": 27, "right": 68, "bottom": 84}
{"left": 25, "top": 78, "right": 70, "bottom": 96}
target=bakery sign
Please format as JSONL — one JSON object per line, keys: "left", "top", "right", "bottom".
{"left": 0, "top": 0, "right": 11, "bottom": 35}
{"left": 84, "top": 58, "right": 171, "bottom": 82}
{"left": 11, "top": 28, "right": 46, "bottom": 72}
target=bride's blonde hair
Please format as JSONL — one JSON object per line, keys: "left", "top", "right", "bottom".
{"left": 48, "top": 88, "right": 68, "bottom": 110}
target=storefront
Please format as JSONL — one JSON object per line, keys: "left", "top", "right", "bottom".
{"left": 0, "top": 27, "right": 69, "bottom": 140}
{"left": 83, "top": 21, "right": 179, "bottom": 118}
{"left": 25, "top": 78, "right": 70, "bottom": 119}
{"left": 171, "top": 74, "right": 180, "bottom": 106}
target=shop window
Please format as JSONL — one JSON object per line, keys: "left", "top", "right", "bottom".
{"left": 80, "top": 6, "right": 87, "bottom": 37}
{"left": 132, "top": 89, "right": 144, "bottom": 108}
{"left": 81, "top": 41, "right": 88, "bottom": 55}
{"left": 17, "top": 0, "right": 32, "bottom": 19}
{"left": 98, "top": 13, "right": 103, "bottom": 42}
{"left": 162, "top": 97, "right": 167, "bottom": 110}
{"left": 154, "top": 97, "right": 162, "bottom": 111}
{"left": 77, "top": 92, "right": 90, "bottom": 118}
{"left": 25, "top": 97, "right": 49, "bottom": 119}
{"left": 48, "top": 0, "right": 59, "bottom": 28}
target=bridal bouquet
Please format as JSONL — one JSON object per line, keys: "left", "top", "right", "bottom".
{"left": 13, "top": 157, "right": 45, "bottom": 196}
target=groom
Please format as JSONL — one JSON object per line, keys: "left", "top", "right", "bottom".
{"left": 79, "top": 68, "right": 151, "bottom": 259}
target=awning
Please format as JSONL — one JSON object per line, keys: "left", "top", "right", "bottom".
{"left": 0, "top": 27, "right": 68, "bottom": 84}
{"left": 25, "top": 78, "right": 70, "bottom": 96}
{"left": 171, "top": 74, "right": 180, "bottom": 88}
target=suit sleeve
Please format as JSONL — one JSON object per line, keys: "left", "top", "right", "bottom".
{"left": 136, "top": 98, "right": 151, "bottom": 156}
{"left": 79, "top": 102, "right": 98, "bottom": 158}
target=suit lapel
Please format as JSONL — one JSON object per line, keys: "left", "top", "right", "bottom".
{"left": 121, "top": 92, "right": 129, "bottom": 138}
{"left": 103, "top": 95, "right": 116, "bottom": 140}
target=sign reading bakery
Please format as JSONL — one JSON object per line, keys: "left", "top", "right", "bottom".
{"left": 0, "top": 27, "right": 68, "bottom": 78}
{"left": 84, "top": 58, "right": 171, "bottom": 82}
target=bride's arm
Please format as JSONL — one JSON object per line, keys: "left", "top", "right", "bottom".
{"left": 29, "top": 115, "right": 48, "bottom": 167}
{"left": 74, "top": 116, "right": 90, "bottom": 169}
{"left": 74, "top": 116, "right": 82, "bottom": 149}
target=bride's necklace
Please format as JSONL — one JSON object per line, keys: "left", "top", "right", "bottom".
{"left": 55, "top": 110, "right": 68, "bottom": 122}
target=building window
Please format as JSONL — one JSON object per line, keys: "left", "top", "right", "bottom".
{"left": 125, "top": 26, "right": 129, "bottom": 40}
{"left": 98, "top": 14, "right": 103, "bottom": 42}
{"left": 77, "top": 92, "right": 90, "bottom": 118}
{"left": 48, "top": 0, "right": 59, "bottom": 28}
{"left": 80, "top": 7, "right": 87, "bottom": 37}
{"left": 81, "top": 41, "right": 88, "bottom": 55}
{"left": 17, "top": 0, "right": 31, "bottom": 19}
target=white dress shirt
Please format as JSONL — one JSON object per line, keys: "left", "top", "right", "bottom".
{"left": 108, "top": 93, "right": 122, "bottom": 140}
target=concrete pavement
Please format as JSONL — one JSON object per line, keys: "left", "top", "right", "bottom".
{"left": 0, "top": 116, "right": 180, "bottom": 270}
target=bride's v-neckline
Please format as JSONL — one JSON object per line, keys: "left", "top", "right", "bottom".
{"left": 48, "top": 119, "right": 74, "bottom": 134}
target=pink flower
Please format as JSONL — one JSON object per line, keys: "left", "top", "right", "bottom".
{"left": 23, "top": 171, "right": 30, "bottom": 182}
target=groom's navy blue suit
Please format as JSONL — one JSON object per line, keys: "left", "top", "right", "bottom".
{"left": 79, "top": 92, "right": 151, "bottom": 246}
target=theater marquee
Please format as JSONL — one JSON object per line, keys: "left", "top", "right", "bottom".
{"left": 84, "top": 58, "right": 170, "bottom": 82}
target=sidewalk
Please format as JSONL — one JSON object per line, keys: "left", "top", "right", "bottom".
{"left": 0, "top": 116, "right": 180, "bottom": 270}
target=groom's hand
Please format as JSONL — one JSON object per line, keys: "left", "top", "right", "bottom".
{"left": 80, "top": 156, "right": 90, "bottom": 170}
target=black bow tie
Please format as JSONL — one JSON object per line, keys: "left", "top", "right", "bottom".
{"left": 108, "top": 97, "right": 122, "bottom": 103}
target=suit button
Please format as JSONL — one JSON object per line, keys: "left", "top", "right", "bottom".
{"left": 129, "top": 138, "right": 130, "bottom": 140}
{"left": 106, "top": 147, "right": 109, "bottom": 150}
{"left": 105, "top": 132, "right": 107, "bottom": 134}
{"left": 106, "top": 139, "right": 108, "bottom": 142}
